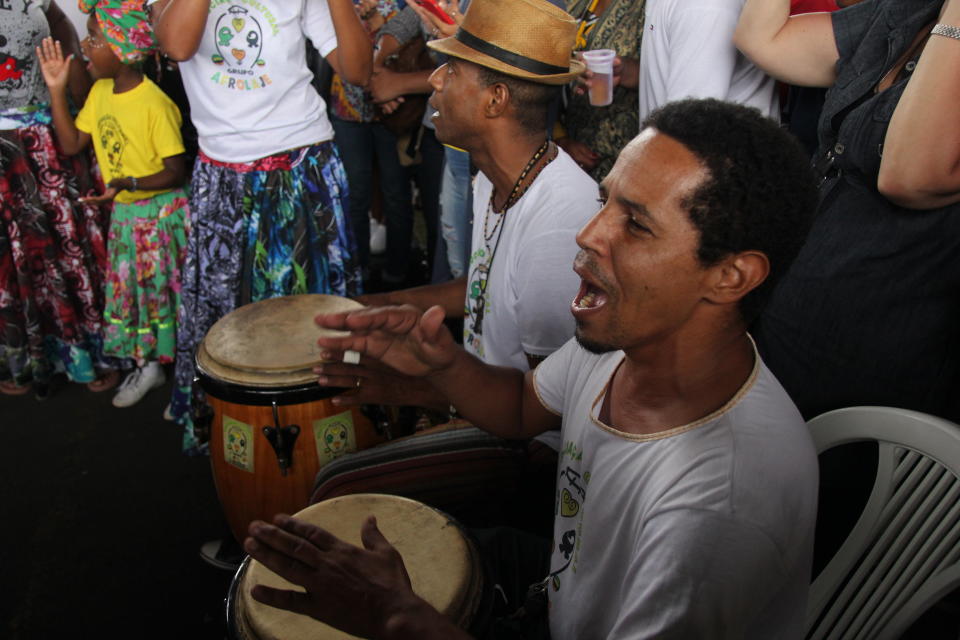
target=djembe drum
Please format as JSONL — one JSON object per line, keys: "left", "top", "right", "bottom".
{"left": 227, "top": 493, "right": 486, "bottom": 639}
{"left": 197, "top": 294, "right": 389, "bottom": 544}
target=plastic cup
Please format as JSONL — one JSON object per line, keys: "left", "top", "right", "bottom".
{"left": 580, "top": 49, "right": 615, "bottom": 107}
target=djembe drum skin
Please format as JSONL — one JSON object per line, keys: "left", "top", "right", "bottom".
{"left": 228, "top": 494, "right": 485, "bottom": 640}
{"left": 197, "top": 295, "right": 389, "bottom": 544}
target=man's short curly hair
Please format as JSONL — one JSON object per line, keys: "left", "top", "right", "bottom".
{"left": 642, "top": 98, "right": 818, "bottom": 323}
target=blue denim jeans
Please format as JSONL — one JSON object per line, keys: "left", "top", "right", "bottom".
{"left": 439, "top": 145, "right": 474, "bottom": 278}
{"left": 331, "top": 117, "right": 413, "bottom": 277}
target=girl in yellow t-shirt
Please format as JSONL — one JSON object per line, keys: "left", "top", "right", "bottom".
{"left": 38, "top": 2, "right": 189, "bottom": 410}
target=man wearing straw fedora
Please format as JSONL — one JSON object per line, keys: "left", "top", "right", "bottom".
{"left": 320, "top": 0, "right": 597, "bottom": 395}
{"left": 310, "top": 0, "right": 600, "bottom": 529}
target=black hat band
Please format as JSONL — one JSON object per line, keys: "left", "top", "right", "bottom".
{"left": 454, "top": 28, "right": 570, "bottom": 76}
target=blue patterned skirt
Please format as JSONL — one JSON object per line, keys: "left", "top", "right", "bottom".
{"left": 172, "top": 141, "right": 361, "bottom": 453}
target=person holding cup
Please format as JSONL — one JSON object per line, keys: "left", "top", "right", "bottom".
{"left": 580, "top": 49, "right": 616, "bottom": 106}
{"left": 554, "top": 0, "right": 643, "bottom": 181}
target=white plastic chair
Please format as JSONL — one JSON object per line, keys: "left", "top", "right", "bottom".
{"left": 806, "top": 406, "right": 960, "bottom": 640}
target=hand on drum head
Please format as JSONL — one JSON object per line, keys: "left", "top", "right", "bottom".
{"left": 245, "top": 513, "right": 430, "bottom": 639}
{"left": 315, "top": 305, "right": 459, "bottom": 379}
{"left": 314, "top": 356, "right": 448, "bottom": 412}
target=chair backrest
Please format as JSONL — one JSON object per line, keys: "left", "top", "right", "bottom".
{"left": 806, "top": 406, "right": 960, "bottom": 640}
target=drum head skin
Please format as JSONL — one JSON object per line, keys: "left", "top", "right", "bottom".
{"left": 200, "top": 295, "right": 364, "bottom": 387}
{"left": 237, "top": 494, "right": 481, "bottom": 640}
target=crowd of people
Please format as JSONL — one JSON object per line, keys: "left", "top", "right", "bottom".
{"left": 3, "top": 0, "right": 960, "bottom": 636}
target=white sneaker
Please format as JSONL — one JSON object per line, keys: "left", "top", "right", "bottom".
{"left": 112, "top": 363, "right": 165, "bottom": 408}
{"left": 370, "top": 217, "right": 387, "bottom": 255}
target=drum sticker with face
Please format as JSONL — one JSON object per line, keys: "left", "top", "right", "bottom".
{"left": 207, "top": 2, "right": 276, "bottom": 91}
{"left": 223, "top": 416, "right": 255, "bottom": 473}
{"left": 313, "top": 411, "right": 357, "bottom": 465}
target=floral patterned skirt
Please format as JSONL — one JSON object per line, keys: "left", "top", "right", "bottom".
{"left": 103, "top": 189, "right": 190, "bottom": 366}
{"left": 0, "top": 117, "right": 115, "bottom": 386}
{"left": 171, "top": 140, "right": 362, "bottom": 453}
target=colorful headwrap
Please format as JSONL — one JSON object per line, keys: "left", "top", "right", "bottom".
{"left": 78, "top": 0, "right": 157, "bottom": 64}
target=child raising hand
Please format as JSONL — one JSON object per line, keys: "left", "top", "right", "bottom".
{"left": 37, "top": 1, "right": 190, "bottom": 410}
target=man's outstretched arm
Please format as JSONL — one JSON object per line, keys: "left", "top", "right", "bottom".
{"left": 315, "top": 305, "right": 561, "bottom": 440}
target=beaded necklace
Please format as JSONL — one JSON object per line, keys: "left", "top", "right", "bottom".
{"left": 470, "top": 140, "right": 554, "bottom": 337}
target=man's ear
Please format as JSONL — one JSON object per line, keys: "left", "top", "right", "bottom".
{"left": 483, "top": 82, "right": 510, "bottom": 118}
{"left": 704, "top": 251, "right": 769, "bottom": 305}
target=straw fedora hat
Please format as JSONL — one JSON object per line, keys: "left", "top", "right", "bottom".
{"left": 427, "top": 0, "right": 585, "bottom": 85}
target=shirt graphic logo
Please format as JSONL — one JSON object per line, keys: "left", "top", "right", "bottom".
{"left": 97, "top": 114, "right": 127, "bottom": 176}
{"left": 212, "top": 6, "right": 263, "bottom": 69}
{"left": 207, "top": 3, "right": 273, "bottom": 91}
{"left": 0, "top": 53, "right": 24, "bottom": 88}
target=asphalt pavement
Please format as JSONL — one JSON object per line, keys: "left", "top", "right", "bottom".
{"left": 1, "top": 371, "right": 235, "bottom": 638}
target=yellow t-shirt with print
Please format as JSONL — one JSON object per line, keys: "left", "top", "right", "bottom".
{"left": 76, "top": 77, "right": 185, "bottom": 204}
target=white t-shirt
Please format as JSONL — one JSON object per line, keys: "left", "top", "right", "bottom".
{"left": 463, "top": 148, "right": 599, "bottom": 371}
{"left": 638, "top": 0, "right": 779, "bottom": 122}
{"left": 151, "top": 0, "right": 338, "bottom": 161}
{"left": 534, "top": 339, "right": 818, "bottom": 640}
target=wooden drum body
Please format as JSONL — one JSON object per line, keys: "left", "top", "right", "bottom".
{"left": 228, "top": 494, "right": 485, "bottom": 640}
{"left": 197, "top": 295, "right": 387, "bottom": 544}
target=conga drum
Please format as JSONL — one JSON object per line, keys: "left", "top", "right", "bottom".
{"left": 197, "top": 294, "right": 389, "bottom": 544}
{"left": 227, "top": 493, "right": 485, "bottom": 639}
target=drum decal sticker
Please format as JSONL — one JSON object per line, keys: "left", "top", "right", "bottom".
{"left": 313, "top": 411, "right": 356, "bottom": 465}
{"left": 223, "top": 416, "right": 255, "bottom": 473}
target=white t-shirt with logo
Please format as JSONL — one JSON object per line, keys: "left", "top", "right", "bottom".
{"left": 150, "top": 0, "right": 337, "bottom": 161}
{"left": 534, "top": 339, "right": 818, "bottom": 639}
{"left": 463, "top": 148, "right": 599, "bottom": 372}
{"left": 638, "top": 0, "right": 779, "bottom": 122}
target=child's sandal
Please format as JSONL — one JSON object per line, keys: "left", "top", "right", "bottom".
{"left": 87, "top": 370, "right": 120, "bottom": 392}
{"left": 0, "top": 380, "right": 30, "bottom": 395}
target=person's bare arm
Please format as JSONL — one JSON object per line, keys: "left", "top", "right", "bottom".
{"left": 45, "top": 1, "right": 90, "bottom": 106}
{"left": 734, "top": 0, "right": 839, "bottom": 87}
{"left": 368, "top": 67, "right": 434, "bottom": 103}
{"left": 376, "top": 33, "right": 403, "bottom": 64}
{"left": 326, "top": 0, "right": 374, "bottom": 86}
{"left": 617, "top": 56, "right": 639, "bottom": 89}
{"left": 149, "top": 0, "right": 210, "bottom": 61}
{"left": 36, "top": 38, "right": 89, "bottom": 155}
{"left": 877, "top": 0, "right": 960, "bottom": 209}
{"left": 358, "top": 276, "right": 467, "bottom": 318}
{"left": 315, "top": 305, "right": 561, "bottom": 440}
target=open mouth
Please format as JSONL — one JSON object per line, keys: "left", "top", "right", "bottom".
{"left": 572, "top": 279, "right": 608, "bottom": 311}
